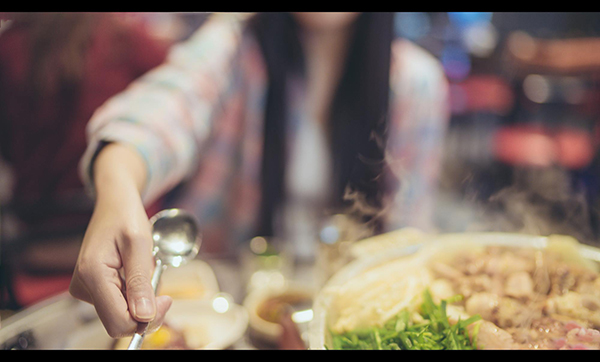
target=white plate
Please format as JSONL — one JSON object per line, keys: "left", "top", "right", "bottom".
{"left": 65, "top": 296, "right": 248, "bottom": 350}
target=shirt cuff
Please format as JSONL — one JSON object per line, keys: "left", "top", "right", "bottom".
{"left": 79, "top": 120, "right": 178, "bottom": 206}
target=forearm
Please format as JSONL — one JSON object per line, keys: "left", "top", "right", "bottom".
{"left": 80, "top": 14, "right": 244, "bottom": 205}
{"left": 93, "top": 143, "right": 148, "bottom": 203}
{"left": 71, "top": 141, "right": 171, "bottom": 338}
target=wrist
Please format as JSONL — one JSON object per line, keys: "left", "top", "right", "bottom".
{"left": 93, "top": 143, "right": 148, "bottom": 203}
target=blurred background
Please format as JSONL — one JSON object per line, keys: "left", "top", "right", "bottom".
{"left": 1, "top": 11, "right": 600, "bottom": 316}
{"left": 410, "top": 12, "right": 600, "bottom": 244}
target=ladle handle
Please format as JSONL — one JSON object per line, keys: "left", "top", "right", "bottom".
{"left": 127, "top": 259, "right": 166, "bottom": 350}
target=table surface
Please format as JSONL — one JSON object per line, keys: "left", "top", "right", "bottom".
{"left": 1, "top": 255, "right": 321, "bottom": 350}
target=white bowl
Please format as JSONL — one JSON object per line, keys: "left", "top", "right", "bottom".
{"left": 243, "top": 282, "right": 315, "bottom": 344}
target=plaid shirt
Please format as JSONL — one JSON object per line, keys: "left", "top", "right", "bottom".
{"left": 81, "top": 14, "right": 450, "bottom": 252}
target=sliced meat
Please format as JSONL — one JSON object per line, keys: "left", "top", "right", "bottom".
{"left": 505, "top": 271, "right": 534, "bottom": 300}
{"left": 465, "top": 292, "right": 498, "bottom": 322}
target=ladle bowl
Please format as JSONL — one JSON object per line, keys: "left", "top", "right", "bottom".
{"left": 151, "top": 209, "right": 202, "bottom": 268}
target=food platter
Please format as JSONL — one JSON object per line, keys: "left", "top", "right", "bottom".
{"left": 308, "top": 232, "right": 600, "bottom": 350}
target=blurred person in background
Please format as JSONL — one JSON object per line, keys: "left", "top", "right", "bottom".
{"left": 67, "top": 12, "right": 449, "bottom": 338}
{"left": 0, "top": 12, "right": 170, "bottom": 307}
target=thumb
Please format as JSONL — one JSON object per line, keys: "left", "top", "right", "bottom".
{"left": 120, "top": 231, "right": 157, "bottom": 322}
{"left": 127, "top": 270, "right": 157, "bottom": 322}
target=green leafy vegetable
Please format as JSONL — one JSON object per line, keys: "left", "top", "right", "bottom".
{"left": 331, "top": 290, "right": 481, "bottom": 350}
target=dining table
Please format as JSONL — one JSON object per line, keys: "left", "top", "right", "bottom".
{"left": 0, "top": 253, "right": 321, "bottom": 350}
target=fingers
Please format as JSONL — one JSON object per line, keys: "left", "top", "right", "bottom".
{"left": 71, "top": 255, "right": 172, "bottom": 338}
{"left": 117, "top": 226, "right": 158, "bottom": 323}
{"left": 72, "top": 268, "right": 172, "bottom": 339}
{"left": 69, "top": 269, "right": 94, "bottom": 305}
{"left": 147, "top": 295, "right": 173, "bottom": 334}
{"left": 69, "top": 219, "right": 170, "bottom": 338}
{"left": 70, "top": 255, "right": 137, "bottom": 338}
{"left": 94, "top": 271, "right": 141, "bottom": 338}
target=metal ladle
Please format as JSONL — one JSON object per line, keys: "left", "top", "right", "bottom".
{"left": 128, "top": 208, "right": 202, "bottom": 350}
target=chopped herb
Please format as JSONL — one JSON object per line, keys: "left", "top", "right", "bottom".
{"left": 331, "top": 289, "right": 481, "bottom": 350}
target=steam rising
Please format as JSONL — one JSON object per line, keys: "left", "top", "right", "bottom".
{"left": 468, "top": 166, "right": 596, "bottom": 244}
{"left": 330, "top": 129, "right": 406, "bottom": 242}
{"left": 337, "top": 147, "right": 597, "bottom": 247}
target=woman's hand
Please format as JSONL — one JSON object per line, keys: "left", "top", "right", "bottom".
{"left": 69, "top": 143, "right": 172, "bottom": 338}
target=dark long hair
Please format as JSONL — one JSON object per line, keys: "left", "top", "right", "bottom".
{"left": 248, "top": 12, "right": 395, "bottom": 236}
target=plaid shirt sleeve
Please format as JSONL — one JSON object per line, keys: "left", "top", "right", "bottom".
{"left": 79, "top": 14, "right": 246, "bottom": 205}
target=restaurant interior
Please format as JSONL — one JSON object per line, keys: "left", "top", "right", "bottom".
{"left": 1, "top": 12, "right": 600, "bottom": 350}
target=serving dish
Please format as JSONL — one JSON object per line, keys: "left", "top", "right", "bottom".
{"left": 349, "top": 227, "right": 428, "bottom": 259}
{"left": 309, "top": 232, "right": 600, "bottom": 350}
{"left": 243, "top": 281, "right": 315, "bottom": 344}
